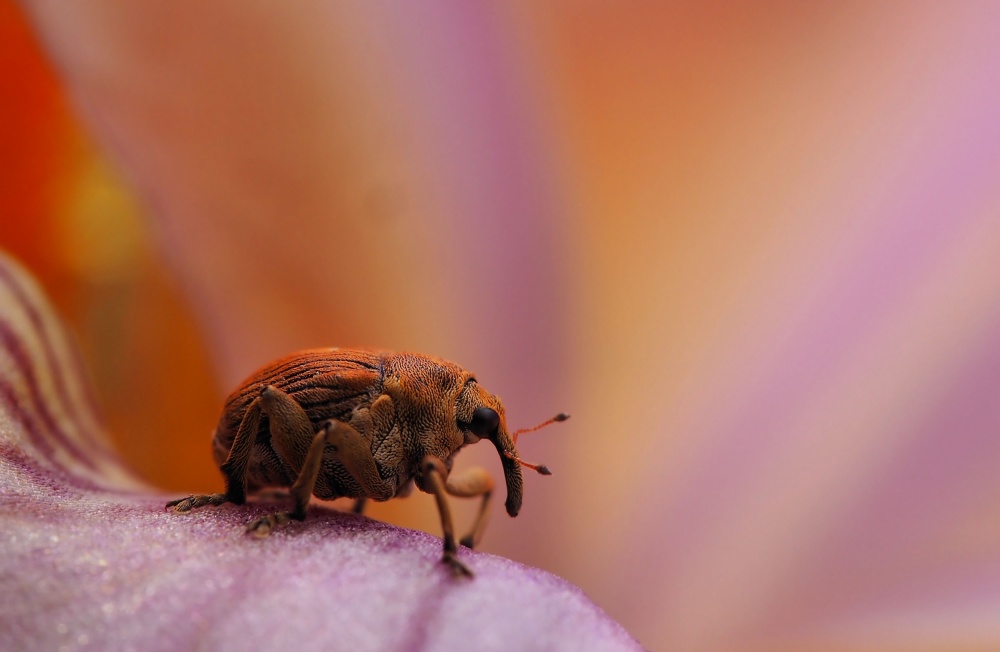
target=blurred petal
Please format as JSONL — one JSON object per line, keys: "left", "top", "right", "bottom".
{"left": 534, "top": 4, "right": 1000, "bottom": 649}
{"left": 29, "top": 2, "right": 1000, "bottom": 649}
{"left": 19, "top": 0, "right": 567, "bottom": 400}
{"left": 0, "top": 252, "right": 642, "bottom": 651}
{"left": 19, "top": 0, "right": 569, "bottom": 561}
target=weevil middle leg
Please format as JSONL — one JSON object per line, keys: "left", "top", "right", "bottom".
{"left": 246, "top": 424, "right": 325, "bottom": 535}
{"left": 247, "top": 405, "right": 396, "bottom": 536}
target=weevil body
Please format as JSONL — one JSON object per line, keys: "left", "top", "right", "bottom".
{"left": 167, "top": 348, "right": 565, "bottom": 576}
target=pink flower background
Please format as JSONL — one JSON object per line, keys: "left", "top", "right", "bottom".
{"left": 5, "top": 2, "right": 1000, "bottom": 650}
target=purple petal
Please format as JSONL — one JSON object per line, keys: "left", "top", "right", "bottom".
{"left": 0, "top": 253, "right": 642, "bottom": 651}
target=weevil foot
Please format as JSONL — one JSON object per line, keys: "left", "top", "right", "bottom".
{"left": 246, "top": 511, "right": 294, "bottom": 537}
{"left": 166, "top": 493, "right": 229, "bottom": 513}
{"left": 459, "top": 534, "right": 476, "bottom": 549}
{"left": 442, "top": 552, "right": 474, "bottom": 578}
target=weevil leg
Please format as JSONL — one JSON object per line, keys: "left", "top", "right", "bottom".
{"left": 246, "top": 425, "right": 328, "bottom": 537}
{"left": 166, "top": 492, "right": 229, "bottom": 513}
{"left": 444, "top": 467, "right": 494, "bottom": 549}
{"left": 218, "top": 395, "right": 263, "bottom": 505}
{"left": 323, "top": 420, "right": 395, "bottom": 501}
{"left": 352, "top": 497, "right": 368, "bottom": 514}
{"left": 245, "top": 385, "right": 323, "bottom": 536}
{"left": 259, "top": 385, "right": 315, "bottom": 474}
{"left": 247, "top": 418, "right": 397, "bottom": 536}
{"left": 422, "top": 455, "right": 473, "bottom": 578}
{"left": 167, "top": 396, "right": 263, "bottom": 512}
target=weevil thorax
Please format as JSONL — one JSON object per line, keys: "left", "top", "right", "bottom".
{"left": 382, "top": 352, "right": 525, "bottom": 517}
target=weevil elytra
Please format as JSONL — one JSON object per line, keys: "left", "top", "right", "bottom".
{"left": 166, "top": 348, "right": 567, "bottom": 576}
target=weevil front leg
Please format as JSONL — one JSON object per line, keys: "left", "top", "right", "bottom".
{"left": 422, "top": 456, "right": 473, "bottom": 578}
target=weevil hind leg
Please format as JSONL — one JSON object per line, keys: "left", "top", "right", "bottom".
{"left": 444, "top": 467, "right": 494, "bottom": 549}
{"left": 259, "top": 385, "right": 315, "bottom": 474}
{"left": 166, "top": 396, "right": 265, "bottom": 513}
{"left": 217, "top": 396, "right": 264, "bottom": 505}
{"left": 422, "top": 456, "right": 474, "bottom": 578}
{"left": 166, "top": 492, "right": 230, "bottom": 513}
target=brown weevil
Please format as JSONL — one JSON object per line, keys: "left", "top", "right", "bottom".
{"left": 166, "top": 348, "right": 567, "bottom": 576}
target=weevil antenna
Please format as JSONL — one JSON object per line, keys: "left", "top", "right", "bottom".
{"left": 511, "top": 412, "right": 570, "bottom": 446}
{"left": 504, "top": 414, "right": 568, "bottom": 476}
{"left": 503, "top": 450, "right": 552, "bottom": 476}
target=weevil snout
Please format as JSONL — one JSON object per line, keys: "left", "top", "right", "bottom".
{"left": 476, "top": 409, "right": 525, "bottom": 517}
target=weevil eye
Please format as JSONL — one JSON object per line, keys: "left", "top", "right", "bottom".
{"left": 469, "top": 407, "right": 500, "bottom": 437}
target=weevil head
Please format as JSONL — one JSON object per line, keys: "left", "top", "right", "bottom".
{"left": 455, "top": 381, "right": 524, "bottom": 517}
{"left": 381, "top": 353, "right": 525, "bottom": 516}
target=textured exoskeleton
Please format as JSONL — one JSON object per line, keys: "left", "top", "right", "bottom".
{"left": 167, "top": 348, "right": 563, "bottom": 576}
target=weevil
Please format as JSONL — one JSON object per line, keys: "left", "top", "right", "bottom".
{"left": 166, "top": 348, "right": 567, "bottom": 576}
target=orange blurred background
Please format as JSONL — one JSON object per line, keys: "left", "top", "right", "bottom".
{"left": 0, "top": 0, "right": 220, "bottom": 491}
